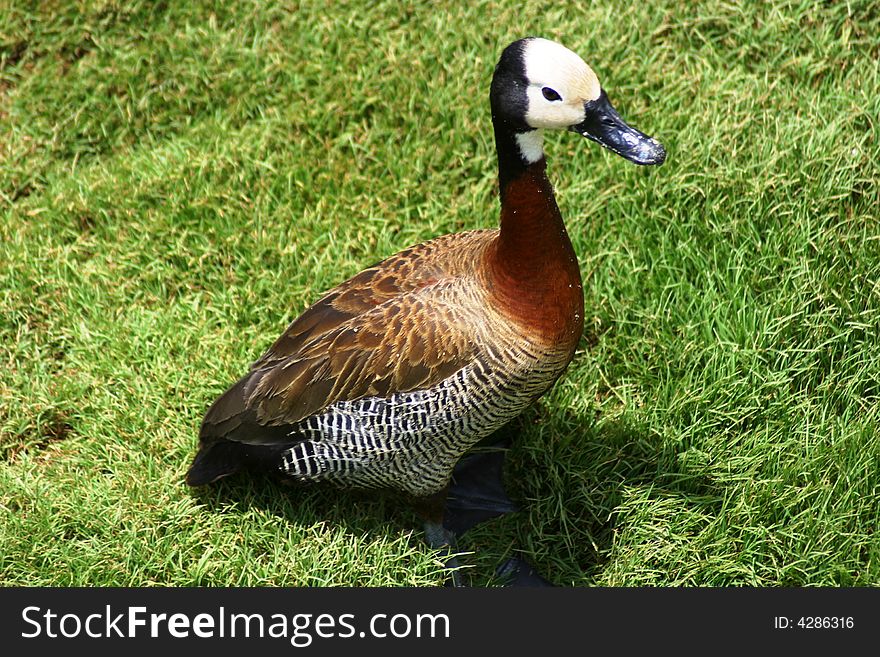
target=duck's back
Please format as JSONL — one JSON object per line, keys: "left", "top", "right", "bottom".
{"left": 188, "top": 229, "right": 579, "bottom": 495}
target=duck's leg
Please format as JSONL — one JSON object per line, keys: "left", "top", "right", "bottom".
{"left": 442, "top": 442, "right": 518, "bottom": 537}
{"left": 415, "top": 432, "right": 554, "bottom": 587}
{"left": 412, "top": 489, "right": 468, "bottom": 587}
{"left": 444, "top": 434, "right": 555, "bottom": 587}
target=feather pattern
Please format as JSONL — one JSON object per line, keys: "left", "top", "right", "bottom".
{"left": 201, "top": 231, "right": 500, "bottom": 436}
{"left": 279, "top": 336, "right": 570, "bottom": 497}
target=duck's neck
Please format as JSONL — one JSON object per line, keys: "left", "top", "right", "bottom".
{"left": 486, "top": 125, "right": 584, "bottom": 347}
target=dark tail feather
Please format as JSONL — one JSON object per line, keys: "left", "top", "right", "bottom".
{"left": 185, "top": 441, "right": 246, "bottom": 486}
{"left": 185, "top": 440, "right": 292, "bottom": 486}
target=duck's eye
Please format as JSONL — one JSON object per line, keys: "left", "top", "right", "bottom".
{"left": 541, "top": 87, "right": 562, "bottom": 102}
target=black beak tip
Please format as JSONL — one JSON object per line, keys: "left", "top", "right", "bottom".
{"left": 633, "top": 139, "right": 666, "bottom": 166}
{"left": 584, "top": 131, "right": 667, "bottom": 166}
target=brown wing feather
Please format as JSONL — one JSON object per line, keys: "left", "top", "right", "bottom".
{"left": 250, "top": 291, "right": 474, "bottom": 426}
{"left": 201, "top": 231, "right": 496, "bottom": 442}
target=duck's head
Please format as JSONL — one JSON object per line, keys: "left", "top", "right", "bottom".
{"left": 491, "top": 37, "right": 665, "bottom": 166}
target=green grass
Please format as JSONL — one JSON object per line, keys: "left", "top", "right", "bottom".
{"left": 1, "top": 0, "right": 878, "bottom": 586}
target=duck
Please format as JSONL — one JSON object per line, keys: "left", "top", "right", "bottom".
{"left": 186, "top": 36, "right": 665, "bottom": 585}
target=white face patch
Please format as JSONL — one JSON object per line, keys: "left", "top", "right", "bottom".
{"left": 515, "top": 130, "right": 545, "bottom": 164}
{"left": 521, "top": 38, "right": 601, "bottom": 130}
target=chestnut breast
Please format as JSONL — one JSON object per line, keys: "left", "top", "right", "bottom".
{"left": 482, "top": 163, "right": 585, "bottom": 355}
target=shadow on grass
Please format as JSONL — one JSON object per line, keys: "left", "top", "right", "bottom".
{"left": 185, "top": 404, "right": 722, "bottom": 587}
{"left": 496, "top": 405, "right": 724, "bottom": 585}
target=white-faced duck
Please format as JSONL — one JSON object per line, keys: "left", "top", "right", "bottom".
{"left": 186, "top": 37, "right": 665, "bottom": 586}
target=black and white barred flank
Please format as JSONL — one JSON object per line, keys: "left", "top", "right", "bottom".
{"left": 279, "top": 342, "right": 569, "bottom": 497}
